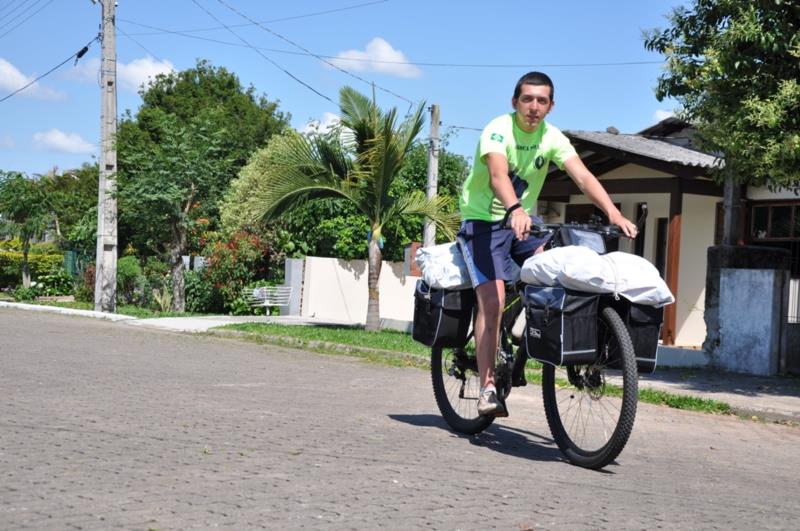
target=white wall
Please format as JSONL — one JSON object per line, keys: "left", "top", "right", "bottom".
{"left": 674, "top": 194, "right": 718, "bottom": 346}
{"left": 301, "top": 256, "right": 416, "bottom": 325}
{"left": 600, "top": 164, "right": 673, "bottom": 179}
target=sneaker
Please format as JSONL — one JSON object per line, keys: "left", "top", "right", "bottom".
{"left": 477, "top": 389, "right": 508, "bottom": 417}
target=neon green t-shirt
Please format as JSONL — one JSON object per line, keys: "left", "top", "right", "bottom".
{"left": 459, "top": 113, "right": 577, "bottom": 222}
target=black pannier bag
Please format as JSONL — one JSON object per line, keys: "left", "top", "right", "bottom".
{"left": 522, "top": 285, "right": 599, "bottom": 366}
{"left": 611, "top": 301, "right": 663, "bottom": 374}
{"left": 412, "top": 280, "right": 475, "bottom": 348}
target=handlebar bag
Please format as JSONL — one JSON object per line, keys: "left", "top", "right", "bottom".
{"left": 522, "top": 285, "right": 598, "bottom": 366}
{"left": 556, "top": 227, "right": 607, "bottom": 254}
{"left": 412, "top": 280, "right": 475, "bottom": 348}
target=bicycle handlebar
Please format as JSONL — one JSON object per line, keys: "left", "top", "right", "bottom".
{"left": 528, "top": 222, "right": 625, "bottom": 238}
{"left": 523, "top": 203, "right": 648, "bottom": 239}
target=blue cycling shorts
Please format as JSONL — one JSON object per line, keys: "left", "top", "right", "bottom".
{"left": 457, "top": 216, "right": 550, "bottom": 288}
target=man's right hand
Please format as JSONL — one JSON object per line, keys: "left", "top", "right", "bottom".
{"left": 509, "top": 207, "right": 530, "bottom": 240}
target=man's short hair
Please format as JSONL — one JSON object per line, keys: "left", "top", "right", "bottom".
{"left": 513, "top": 71, "right": 555, "bottom": 101}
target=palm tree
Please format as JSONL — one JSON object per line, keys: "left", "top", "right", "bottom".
{"left": 245, "top": 86, "right": 458, "bottom": 331}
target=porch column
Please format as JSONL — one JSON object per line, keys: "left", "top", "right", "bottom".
{"left": 663, "top": 185, "right": 682, "bottom": 345}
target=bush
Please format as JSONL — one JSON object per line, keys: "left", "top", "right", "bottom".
{"left": 12, "top": 286, "right": 38, "bottom": 302}
{"left": 0, "top": 239, "right": 59, "bottom": 254}
{"left": 74, "top": 263, "right": 95, "bottom": 302}
{"left": 184, "top": 269, "right": 224, "bottom": 314}
{"left": 36, "top": 268, "right": 74, "bottom": 296}
{"left": 0, "top": 251, "right": 64, "bottom": 288}
{"left": 116, "top": 255, "right": 142, "bottom": 304}
{"left": 202, "top": 230, "right": 270, "bottom": 313}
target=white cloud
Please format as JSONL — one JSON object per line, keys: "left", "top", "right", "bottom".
{"left": 0, "top": 134, "right": 14, "bottom": 149}
{"left": 65, "top": 57, "right": 101, "bottom": 84}
{"left": 64, "top": 56, "right": 174, "bottom": 93}
{"left": 118, "top": 56, "right": 175, "bottom": 93}
{"left": 300, "top": 112, "right": 341, "bottom": 135}
{"left": 0, "top": 58, "right": 65, "bottom": 100}
{"left": 32, "top": 129, "right": 96, "bottom": 154}
{"left": 329, "top": 38, "right": 422, "bottom": 78}
{"left": 653, "top": 109, "right": 675, "bottom": 122}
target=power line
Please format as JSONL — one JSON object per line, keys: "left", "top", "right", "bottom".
{"left": 115, "top": 19, "right": 663, "bottom": 70}
{"left": 117, "top": 25, "right": 163, "bottom": 62}
{"left": 0, "top": 0, "right": 34, "bottom": 24}
{"left": 444, "top": 124, "right": 482, "bottom": 132}
{"left": 189, "top": 0, "right": 336, "bottom": 105}
{"left": 214, "top": 0, "right": 413, "bottom": 106}
{"left": 0, "top": 35, "right": 98, "bottom": 104}
{"left": 120, "top": 0, "right": 389, "bottom": 36}
{"left": 0, "top": 0, "right": 52, "bottom": 40}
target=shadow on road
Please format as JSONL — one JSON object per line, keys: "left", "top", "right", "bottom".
{"left": 388, "top": 414, "right": 566, "bottom": 464}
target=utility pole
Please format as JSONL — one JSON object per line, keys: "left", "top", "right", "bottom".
{"left": 423, "top": 104, "right": 440, "bottom": 247}
{"left": 93, "top": 0, "right": 117, "bottom": 312}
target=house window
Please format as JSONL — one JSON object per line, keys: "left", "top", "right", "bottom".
{"left": 749, "top": 202, "right": 800, "bottom": 241}
{"left": 747, "top": 200, "right": 800, "bottom": 279}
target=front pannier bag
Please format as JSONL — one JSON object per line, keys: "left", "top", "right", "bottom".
{"left": 412, "top": 280, "right": 475, "bottom": 348}
{"left": 522, "top": 285, "right": 599, "bottom": 366}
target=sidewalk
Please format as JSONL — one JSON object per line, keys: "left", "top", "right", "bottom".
{"left": 2, "top": 301, "right": 799, "bottom": 424}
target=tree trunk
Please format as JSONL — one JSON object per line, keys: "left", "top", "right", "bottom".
{"left": 169, "top": 224, "right": 187, "bottom": 313}
{"left": 21, "top": 238, "right": 31, "bottom": 289}
{"left": 722, "top": 177, "right": 743, "bottom": 246}
{"left": 365, "top": 236, "right": 382, "bottom": 332}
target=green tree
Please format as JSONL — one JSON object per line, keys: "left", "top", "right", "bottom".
{"left": 135, "top": 59, "right": 288, "bottom": 170}
{"left": 0, "top": 172, "right": 50, "bottom": 287}
{"left": 118, "top": 110, "right": 235, "bottom": 311}
{"left": 222, "top": 87, "right": 459, "bottom": 331}
{"left": 40, "top": 163, "right": 98, "bottom": 253}
{"left": 117, "top": 60, "right": 288, "bottom": 311}
{"left": 645, "top": 0, "right": 800, "bottom": 188}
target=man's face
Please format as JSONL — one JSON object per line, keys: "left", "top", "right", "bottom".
{"left": 512, "top": 84, "right": 554, "bottom": 132}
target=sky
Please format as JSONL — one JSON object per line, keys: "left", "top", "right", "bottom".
{"left": 0, "top": 0, "right": 689, "bottom": 177}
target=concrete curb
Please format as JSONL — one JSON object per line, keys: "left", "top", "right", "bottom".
{"left": 0, "top": 301, "right": 136, "bottom": 321}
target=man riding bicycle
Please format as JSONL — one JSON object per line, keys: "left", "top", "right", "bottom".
{"left": 457, "top": 71, "right": 638, "bottom": 417}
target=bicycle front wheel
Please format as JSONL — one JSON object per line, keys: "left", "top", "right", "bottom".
{"left": 431, "top": 343, "right": 495, "bottom": 435}
{"left": 542, "top": 306, "right": 638, "bottom": 469}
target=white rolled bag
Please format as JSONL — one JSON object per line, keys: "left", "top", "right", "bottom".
{"left": 520, "top": 246, "right": 675, "bottom": 307}
{"left": 414, "top": 242, "right": 472, "bottom": 290}
{"left": 415, "top": 241, "right": 522, "bottom": 290}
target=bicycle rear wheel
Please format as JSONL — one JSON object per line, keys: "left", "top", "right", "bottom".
{"left": 431, "top": 342, "right": 495, "bottom": 435}
{"left": 542, "top": 305, "right": 638, "bottom": 469}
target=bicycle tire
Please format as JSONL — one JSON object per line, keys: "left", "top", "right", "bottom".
{"left": 431, "top": 343, "right": 495, "bottom": 435}
{"left": 542, "top": 305, "right": 638, "bottom": 469}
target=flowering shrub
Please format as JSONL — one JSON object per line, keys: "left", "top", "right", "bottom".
{"left": 202, "top": 230, "right": 270, "bottom": 313}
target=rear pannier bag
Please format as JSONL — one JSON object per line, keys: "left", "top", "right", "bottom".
{"left": 522, "top": 285, "right": 599, "bottom": 366}
{"left": 616, "top": 302, "right": 663, "bottom": 374}
{"left": 412, "top": 280, "right": 475, "bottom": 348}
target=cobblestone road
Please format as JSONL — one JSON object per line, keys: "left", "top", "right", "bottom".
{"left": 1, "top": 308, "right": 799, "bottom": 530}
